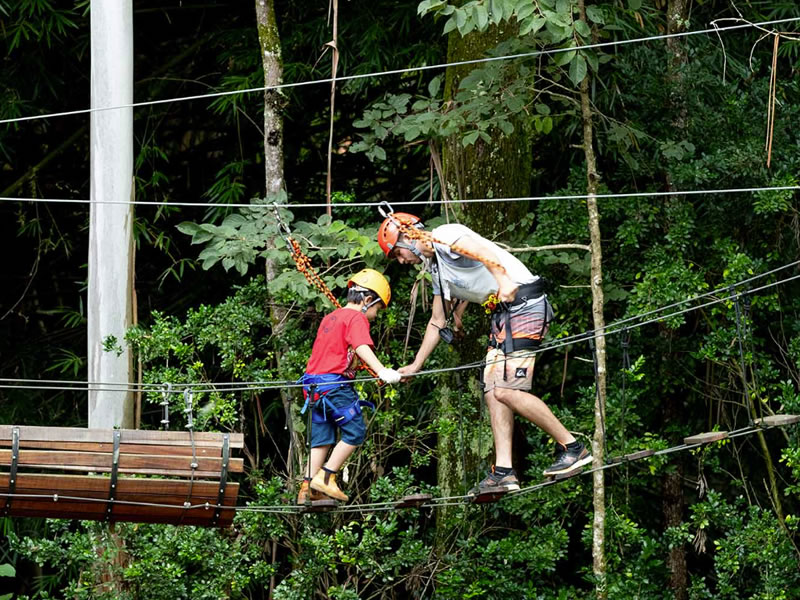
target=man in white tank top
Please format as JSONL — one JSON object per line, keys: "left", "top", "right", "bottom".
{"left": 377, "top": 213, "right": 592, "bottom": 491}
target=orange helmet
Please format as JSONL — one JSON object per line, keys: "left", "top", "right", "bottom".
{"left": 377, "top": 212, "right": 423, "bottom": 257}
{"left": 348, "top": 268, "right": 391, "bottom": 307}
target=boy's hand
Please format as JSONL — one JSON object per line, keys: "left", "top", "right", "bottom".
{"left": 378, "top": 368, "right": 402, "bottom": 384}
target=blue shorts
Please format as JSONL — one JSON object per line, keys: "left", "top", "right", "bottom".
{"left": 309, "top": 385, "right": 367, "bottom": 447}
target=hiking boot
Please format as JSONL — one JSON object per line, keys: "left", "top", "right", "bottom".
{"left": 468, "top": 466, "right": 520, "bottom": 496}
{"left": 296, "top": 479, "right": 326, "bottom": 505}
{"left": 543, "top": 441, "right": 592, "bottom": 477}
{"left": 310, "top": 469, "right": 349, "bottom": 502}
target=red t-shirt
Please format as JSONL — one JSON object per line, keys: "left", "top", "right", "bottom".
{"left": 305, "top": 308, "right": 374, "bottom": 375}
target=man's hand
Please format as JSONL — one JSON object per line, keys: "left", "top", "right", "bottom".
{"left": 497, "top": 279, "right": 519, "bottom": 303}
{"left": 397, "top": 363, "right": 421, "bottom": 381}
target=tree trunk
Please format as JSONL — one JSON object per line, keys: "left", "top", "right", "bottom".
{"left": 255, "top": 0, "right": 302, "bottom": 478}
{"left": 88, "top": 0, "right": 134, "bottom": 430}
{"left": 578, "top": 1, "right": 607, "bottom": 597}
{"left": 443, "top": 15, "right": 532, "bottom": 230}
{"left": 663, "top": 2, "right": 691, "bottom": 597}
{"left": 257, "top": 0, "right": 284, "bottom": 196}
{"left": 438, "top": 13, "right": 535, "bottom": 525}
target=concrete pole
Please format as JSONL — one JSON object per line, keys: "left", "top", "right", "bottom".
{"left": 88, "top": 0, "right": 134, "bottom": 429}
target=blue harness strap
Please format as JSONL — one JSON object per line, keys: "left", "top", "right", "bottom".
{"left": 310, "top": 397, "right": 376, "bottom": 426}
{"left": 300, "top": 373, "right": 352, "bottom": 399}
{"left": 299, "top": 373, "right": 375, "bottom": 426}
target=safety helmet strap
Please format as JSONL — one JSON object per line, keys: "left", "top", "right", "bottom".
{"left": 394, "top": 238, "right": 424, "bottom": 260}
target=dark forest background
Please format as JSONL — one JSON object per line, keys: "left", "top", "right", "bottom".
{"left": 1, "top": 1, "right": 800, "bottom": 598}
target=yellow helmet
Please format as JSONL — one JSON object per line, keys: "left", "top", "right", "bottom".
{"left": 348, "top": 268, "right": 391, "bottom": 307}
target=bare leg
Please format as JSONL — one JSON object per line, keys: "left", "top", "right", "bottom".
{"left": 324, "top": 441, "right": 358, "bottom": 472}
{"left": 492, "top": 387, "right": 576, "bottom": 446}
{"left": 485, "top": 389, "right": 516, "bottom": 467}
{"left": 305, "top": 445, "right": 330, "bottom": 479}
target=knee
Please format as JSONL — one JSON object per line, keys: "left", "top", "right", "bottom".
{"left": 493, "top": 386, "right": 516, "bottom": 406}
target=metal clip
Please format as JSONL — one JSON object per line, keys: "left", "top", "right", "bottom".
{"left": 377, "top": 201, "right": 394, "bottom": 219}
{"left": 160, "top": 383, "right": 171, "bottom": 428}
{"left": 183, "top": 388, "right": 194, "bottom": 431}
{"left": 482, "top": 294, "right": 500, "bottom": 314}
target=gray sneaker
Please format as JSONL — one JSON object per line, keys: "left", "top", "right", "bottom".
{"left": 469, "top": 467, "right": 520, "bottom": 495}
{"left": 543, "top": 442, "right": 592, "bottom": 477}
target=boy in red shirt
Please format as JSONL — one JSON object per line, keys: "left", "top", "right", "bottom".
{"left": 297, "top": 269, "right": 401, "bottom": 504}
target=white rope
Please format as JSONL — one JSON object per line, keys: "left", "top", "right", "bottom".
{"left": 2, "top": 185, "right": 798, "bottom": 209}
{"left": 0, "top": 17, "right": 797, "bottom": 127}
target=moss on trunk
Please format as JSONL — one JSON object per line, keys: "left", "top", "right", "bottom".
{"left": 443, "top": 18, "right": 532, "bottom": 231}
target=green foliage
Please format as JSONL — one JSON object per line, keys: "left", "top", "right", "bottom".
{"left": 0, "top": 563, "right": 13, "bottom": 600}
{"left": 3, "top": 0, "right": 81, "bottom": 52}
{"left": 686, "top": 492, "right": 800, "bottom": 598}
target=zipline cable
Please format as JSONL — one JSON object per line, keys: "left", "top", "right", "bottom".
{"left": 2, "top": 184, "right": 799, "bottom": 209}
{"left": 0, "top": 17, "right": 798, "bottom": 127}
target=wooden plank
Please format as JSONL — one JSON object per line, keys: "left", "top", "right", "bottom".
{"left": 623, "top": 449, "right": 655, "bottom": 461}
{"left": 754, "top": 414, "right": 800, "bottom": 427}
{"left": 396, "top": 493, "right": 432, "bottom": 508}
{"left": 3, "top": 473, "right": 238, "bottom": 501}
{"left": 469, "top": 489, "right": 508, "bottom": 504}
{"left": 299, "top": 499, "right": 338, "bottom": 513}
{"left": 0, "top": 440, "right": 223, "bottom": 458}
{"left": 608, "top": 449, "right": 655, "bottom": 464}
{"left": 684, "top": 431, "right": 728, "bottom": 445}
{"left": 0, "top": 449, "right": 243, "bottom": 475}
{"left": 1, "top": 473, "right": 239, "bottom": 527}
{"left": 3, "top": 499, "right": 236, "bottom": 527}
{"left": 0, "top": 425, "right": 243, "bottom": 448}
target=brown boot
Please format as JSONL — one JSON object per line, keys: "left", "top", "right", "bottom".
{"left": 296, "top": 479, "right": 325, "bottom": 504}
{"left": 310, "top": 468, "right": 348, "bottom": 502}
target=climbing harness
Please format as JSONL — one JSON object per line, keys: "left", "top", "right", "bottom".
{"left": 299, "top": 373, "right": 375, "bottom": 426}
{"left": 487, "top": 280, "right": 549, "bottom": 355}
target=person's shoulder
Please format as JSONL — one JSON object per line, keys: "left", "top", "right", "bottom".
{"left": 431, "top": 222, "right": 473, "bottom": 236}
{"left": 431, "top": 223, "right": 475, "bottom": 246}
{"left": 339, "top": 308, "right": 369, "bottom": 324}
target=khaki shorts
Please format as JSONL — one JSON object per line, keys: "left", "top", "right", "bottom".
{"left": 483, "top": 347, "right": 536, "bottom": 392}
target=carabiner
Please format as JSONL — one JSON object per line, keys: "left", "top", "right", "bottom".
{"left": 377, "top": 201, "right": 394, "bottom": 220}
